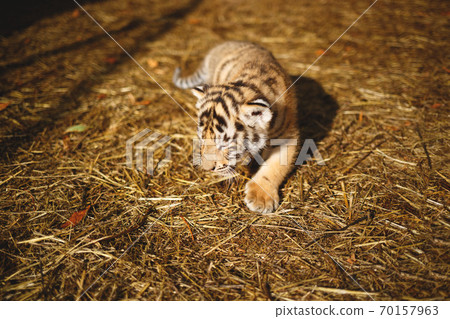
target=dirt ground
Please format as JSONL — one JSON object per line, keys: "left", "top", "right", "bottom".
{"left": 0, "top": 0, "right": 449, "bottom": 300}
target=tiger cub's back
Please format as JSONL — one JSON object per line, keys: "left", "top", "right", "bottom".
{"left": 206, "top": 42, "right": 292, "bottom": 94}
{"left": 211, "top": 42, "right": 297, "bottom": 135}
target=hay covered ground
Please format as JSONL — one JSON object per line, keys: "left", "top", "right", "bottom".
{"left": 0, "top": 0, "right": 449, "bottom": 301}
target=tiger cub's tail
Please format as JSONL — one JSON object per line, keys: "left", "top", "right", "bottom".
{"left": 172, "top": 64, "right": 207, "bottom": 89}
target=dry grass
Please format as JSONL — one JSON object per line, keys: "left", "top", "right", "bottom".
{"left": 0, "top": 0, "right": 449, "bottom": 300}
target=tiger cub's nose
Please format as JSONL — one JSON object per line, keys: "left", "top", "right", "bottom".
{"left": 201, "top": 160, "right": 215, "bottom": 171}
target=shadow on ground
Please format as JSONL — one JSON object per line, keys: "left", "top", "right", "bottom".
{"left": 0, "top": 0, "right": 202, "bottom": 163}
{"left": 248, "top": 76, "right": 338, "bottom": 178}
{"left": 291, "top": 75, "right": 339, "bottom": 143}
{"left": 0, "top": 0, "right": 106, "bottom": 37}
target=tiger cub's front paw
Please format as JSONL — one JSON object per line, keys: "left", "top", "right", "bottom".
{"left": 244, "top": 179, "right": 279, "bottom": 214}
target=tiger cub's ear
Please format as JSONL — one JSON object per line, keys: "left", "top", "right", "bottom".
{"left": 240, "top": 99, "right": 272, "bottom": 127}
{"left": 191, "top": 85, "right": 208, "bottom": 99}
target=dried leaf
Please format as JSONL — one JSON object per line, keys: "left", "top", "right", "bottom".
{"left": 135, "top": 100, "right": 151, "bottom": 106}
{"left": 147, "top": 58, "right": 159, "bottom": 68}
{"left": 105, "top": 57, "right": 118, "bottom": 64}
{"left": 386, "top": 125, "right": 400, "bottom": 131}
{"left": 187, "top": 18, "right": 201, "bottom": 25}
{"left": 347, "top": 252, "right": 356, "bottom": 265}
{"left": 65, "top": 124, "right": 88, "bottom": 133}
{"left": 430, "top": 103, "right": 442, "bottom": 109}
{"left": 60, "top": 205, "right": 90, "bottom": 229}
{"left": 0, "top": 102, "right": 11, "bottom": 111}
{"left": 72, "top": 9, "right": 80, "bottom": 18}
{"left": 315, "top": 49, "right": 325, "bottom": 56}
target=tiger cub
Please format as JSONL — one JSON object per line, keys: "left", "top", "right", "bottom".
{"left": 173, "top": 41, "right": 299, "bottom": 214}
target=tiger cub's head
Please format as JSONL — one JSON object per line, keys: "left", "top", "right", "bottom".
{"left": 192, "top": 83, "right": 272, "bottom": 177}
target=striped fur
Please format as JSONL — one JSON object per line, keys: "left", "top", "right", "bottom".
{"left": 174, "top": 41, "right": 299, "bottom": 214}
